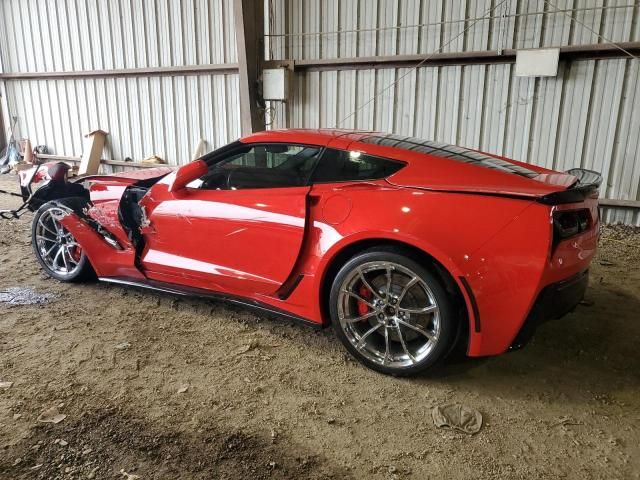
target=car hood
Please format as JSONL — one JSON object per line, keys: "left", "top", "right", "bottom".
{"left": 80, "top": 166, "right": 174, "bottom": 185}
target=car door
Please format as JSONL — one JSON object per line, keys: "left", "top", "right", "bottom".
{"left": 139, "top": 143, "right": 322, "bottom": 296}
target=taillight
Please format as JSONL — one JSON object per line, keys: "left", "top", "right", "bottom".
{"left": 553, "top": 209, "right": 591, "bottom": 243}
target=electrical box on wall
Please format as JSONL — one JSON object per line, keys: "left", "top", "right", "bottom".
{"left": 515, "top": 48, "right": 560, "bottom": 77}
{"left": 262, "top": 68, "right": 289, "bottom": 101}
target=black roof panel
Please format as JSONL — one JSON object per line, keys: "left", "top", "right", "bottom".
{"left": 359, "top": 134, "right": 539, "bottom": 179}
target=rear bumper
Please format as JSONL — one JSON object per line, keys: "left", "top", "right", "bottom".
{"left": 510, "top": 269, "right": 589, "bottom": 350}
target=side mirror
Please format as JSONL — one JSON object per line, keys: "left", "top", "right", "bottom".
{"left": 169, "top": 160, "right": 208, "bottom": 192}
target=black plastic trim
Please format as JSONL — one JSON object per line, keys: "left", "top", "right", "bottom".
{"left": 98, "top": 276, "right": 323, "bottom": 329}
{"left": 277, "top": 273, "right": 304, "bottom": 300}
{"left": 538, "top": 168, "right": 602, "bottom": 205}
{"left": 537, "top": 184, "right": 599, "bottom": 205}
{"left": 459, "top": 276, "right": 481, "bottom": 333}
{"left": 510, "top": 269, "right": 589, "bottom": 350}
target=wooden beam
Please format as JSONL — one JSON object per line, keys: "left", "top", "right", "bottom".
{"left": 79, "top": 130, "right": 108, "bottom": 175}
{"left": 0, "top": 63, "right": 239, "bottom": 80}
{"left": 234, "top": 0, "right": 265, "bottom": 135}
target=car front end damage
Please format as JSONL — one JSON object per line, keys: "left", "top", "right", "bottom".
{"left": 1, "top": 149, "right": 603, "bottom": 367}
{"left": 1, "top": 162, "right": 94, "bottom": 218}
{"left": 0, "top": 162, "right": 67, "bottom": 219}
{"left": 1, "top": 162, "right": 171, "bottom": 275}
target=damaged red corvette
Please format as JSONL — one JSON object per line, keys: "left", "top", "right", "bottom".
{"left": 15, "top": 130, "right": 601, "bottom": 375}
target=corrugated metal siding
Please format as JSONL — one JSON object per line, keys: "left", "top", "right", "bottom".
{"left": 266, "top": 1, "right": 640, "bottom": 225}
{"left": 0, "top": 0, "right": 237, "bottom": 72}
{"left": 267, "top": 0, "right": 639, "bottom": 60}
{"left": 3, "top": 75, "right": 240, "bottom": 165}
{"left": 0, "top": 0, "right": 239, "bottom": 167}
{"left": 274, "top": 59, "right": 640, "bottom": 224}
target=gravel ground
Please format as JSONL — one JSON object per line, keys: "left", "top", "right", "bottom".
{"left": 0, "top": 173, "right": 639, "bottom": 479}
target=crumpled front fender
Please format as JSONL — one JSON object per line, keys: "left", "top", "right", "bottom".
{"left": 53, "top": 205, "right": 144, "bottom": 280}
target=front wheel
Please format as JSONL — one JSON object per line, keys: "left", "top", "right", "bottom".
{"left": 329, "top": 248, "right": 457, "bottom": 376}
{"left": 32, "top": 202, "right": 94, "bottom": 282}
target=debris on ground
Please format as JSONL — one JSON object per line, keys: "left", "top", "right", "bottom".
{"left": 0, "top": 381, "right": 13, "bottom": 389}
{"left": 432, "top": 404, "right": 483, "bottom": 434}
{"left": 114, "top": 342, "right": 131, "bottom": 351}
{"left": 0, "top": 286, "right": 58, "bottom": 306}
{"left": 233, "top": 339, "right": 260, "bottom": 355}
{"left": 551, "top": 416, "right": 584, "bottom": 427}
{"left": 177, "top": 385, "right": 189, "bottom": 394}
{"left": 233, "top": 339, "right": 281, "bottom": 356}
{"left": 120, "top": 469, "right": 141, "bottom": 479}
{"left": 36, "top": 406, "right": 67, "bottom": 424}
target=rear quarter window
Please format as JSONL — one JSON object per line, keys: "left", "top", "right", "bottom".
{"left": 311, "top": 148, "right": 405, "bottom": 183}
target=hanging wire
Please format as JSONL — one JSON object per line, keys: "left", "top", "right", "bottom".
{"left": 334, "top": 0, "right": 511, "bottom": 128}
{"left": 265, "top": 4, "right": 636, "bottom": 39}
{"left": 543, "top": 0, "right": 639, "bottom": 60}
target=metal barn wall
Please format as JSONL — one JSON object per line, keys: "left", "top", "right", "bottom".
{"left": 266, "top": 0, "right": 638, "bottom": 59}
{"left": 267, "top": 0, "right": 640, "bottom": 225}
{"left": 0, "top": 0, "right": 240, "bottom": 167}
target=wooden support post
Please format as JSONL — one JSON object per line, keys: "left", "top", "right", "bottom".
{"left": 234, "top": 0, "right": 265, "bottom": 135}
{"left": 79, "top": 129, "right": 108, "bottom": 175}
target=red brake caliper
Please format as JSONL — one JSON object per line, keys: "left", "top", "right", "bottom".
{"left": 70, "top": 245, "right": 82, "bottom": 262}
{"left": 357, "top": 284, "right": 372, "bottom": 317}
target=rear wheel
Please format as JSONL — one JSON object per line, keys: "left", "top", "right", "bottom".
{"left": 32, "top": 202, "right": 93, "bottom": 282}
{"left": 330, "top": 248, "right": 457, "bottom": 376}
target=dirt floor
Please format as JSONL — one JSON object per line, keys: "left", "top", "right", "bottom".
{"left": 0, "top": 173, "right": 639, "bottom": 480}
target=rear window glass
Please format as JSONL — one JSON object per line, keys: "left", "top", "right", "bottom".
{"left": 311, "top": 149, "right": 405, "bottom": 183}
{"left": 359, "top": 134, "right": 539, "bottom": 178}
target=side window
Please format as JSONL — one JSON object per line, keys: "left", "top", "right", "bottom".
{"left": 193, "top": 144, "right": 322, "bottom": 190}
{"left": 310, "top": 149, "right": 405, "bottom": 184}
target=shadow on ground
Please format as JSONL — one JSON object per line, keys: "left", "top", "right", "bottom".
{"left": 419, "top": 282, "right": 640, "bottom": 401}
{"left": 0, "top": 400, "right": 353, "bottom": 480}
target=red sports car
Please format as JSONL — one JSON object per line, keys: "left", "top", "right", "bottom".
{"left": 20, "top": 129, "right": 601, "bottom": 375}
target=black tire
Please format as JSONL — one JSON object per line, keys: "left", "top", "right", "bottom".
{"left": 32, "top": 201, "right": 94, "bottom": 282}
{"left": 329, "top": 247, "right": 457, "bottom": 376}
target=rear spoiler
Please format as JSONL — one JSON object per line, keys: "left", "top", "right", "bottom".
{"left": 538, "top": 168, "right": 602, "bottom": 205}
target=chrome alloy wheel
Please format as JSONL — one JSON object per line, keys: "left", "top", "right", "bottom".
{"left": 336, "top": 261, "right": 441, "bottom": 368}
{"left": 34, "top": 207, "right": 83, "bottom": 278}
